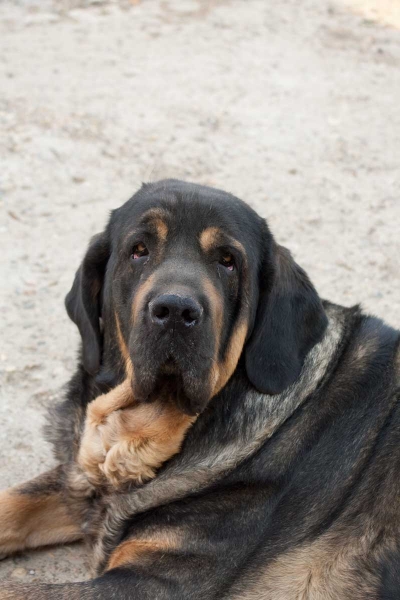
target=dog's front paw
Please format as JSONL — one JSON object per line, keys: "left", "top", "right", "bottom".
{"left": 99, "top": 439, "right": 158, "bottom": 487}
{"left": 77, "top": 421, "right": 108, "bottom": 487}
{"left": 77, "top": 381, "right": 136, "bottom": 486}
{"left": 99, "top": 403, "right": 197, "bottom": 487}
{"left": 78, "top": 399, "right": 196, "bottom": 489}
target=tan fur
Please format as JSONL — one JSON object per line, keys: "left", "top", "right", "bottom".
{"left": 79, "top": 260, "right": 196, "bottom": 487}
{"left": 78, "top": 381, "right": 195, "bottom": 487}
{"left": 199, "top": 226, "right": 222, "bottom": 252}
{"left": 0, "top": 482, "right": 81, "bottom": 559}
{"left": 230, "top": 238, "right": 246, "bottom": 254}
{"left": 148, "top": 212, "right": 168, "bottom": 243}
{"left": 201, "top": 238, "right": 249, "bottom": 397}
{"left": 77, "top": 380, "right": 134, "bottom": 485}
{"left": 203, "top": 277, "right": 224, "bottom": 355}
{"left": 202, "top": 275, "right": 249, "bottom": 396}
{"left": 123, "top": 208, "right": 169, "bottom": 242}
{"left": 199, "top": 229, "right": 250, "bottom": 396}
{"left": 131, "top": 272, "right": 156, "bottom": 324}
{"left": 107, "top": 529, "right": 182, "bottom": 570}
{"left": 143, "top": 208, "right": 170, "bottom": 264}
{"left": 140, "top": 208, "right": 169, "bottom": 263}
{"left": 86, "top": 379, "right": 133, "bottom": 427}
{"left": 199, "top": 227, "right": 247, "bottom": 257}
{"left": 141, "top": 208, "right": 169, "bottom": 233}
{"left": 98, "top": 401, "right": 195, "bottom": 486}
{"left": 64, "top": 462, "right": 96, "bottom": 502}
{"left": 115, "top": 311, "right": 134, "bottom": 379}
{"left": 230, "top": 530, "right": 382, "bottom": 600}
{"left": 212, "top": 319, "right": 249, "bottom": 395}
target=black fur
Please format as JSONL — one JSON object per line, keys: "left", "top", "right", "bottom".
{"left": 1, "top": 180, "right": 400, "bottom": 600}
{"left": 245, "top": 243, "right": 328, "bottom": 394}
{"left": 65, "top": 231, "right": 110, "bottom": 376}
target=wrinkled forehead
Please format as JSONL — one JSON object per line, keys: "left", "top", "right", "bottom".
{"left": 111, "top": 181, "right": 264, "bottom": 253}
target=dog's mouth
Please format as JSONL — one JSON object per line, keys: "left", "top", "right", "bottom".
{"left": 132, "top": 356, "right": 210, "bottom": 416}
{"left": 129, "top": 319, "right": 216, "bottom": 414}
{"left": 148, "top": 373, "right": 188, "bottom": 414}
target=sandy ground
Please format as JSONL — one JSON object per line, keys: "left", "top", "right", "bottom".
{"left": 0, "top": 0, "right": 399, "bottom": 586}
{"left": 341, "top": 0, "right": 400, "bottom": 28}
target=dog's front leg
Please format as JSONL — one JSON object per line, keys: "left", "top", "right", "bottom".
{"left": 77, "top": 379, "right": 136, "bottom": 485}
{"left": 78, "top": 384, "right": 196, "bottom": 487}
{"left": 0, "top": 466, "right": 82, "bottom": 559}
{"left": 98, "top": 402, "right": 196, "bottom": 486}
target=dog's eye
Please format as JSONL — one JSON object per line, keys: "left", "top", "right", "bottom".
{"left": 131, "top": 243, "right": 149, "bottom": 260}
{"left": 219, "top": 253, "right": 235, "bottom": 271}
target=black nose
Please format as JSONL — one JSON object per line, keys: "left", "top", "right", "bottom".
{"left": 149, "top": 294, "right": 203, "bottom": 328}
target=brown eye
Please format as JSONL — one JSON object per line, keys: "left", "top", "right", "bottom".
{"left": 131, "top": 242, "right": 149, "bottom": 260}
{"left": 219, "top": 253, "right": 235, "bottom": 271}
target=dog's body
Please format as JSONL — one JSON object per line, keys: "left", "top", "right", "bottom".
{"left": 1, "top": 180, "right": 399, "bottom": 599}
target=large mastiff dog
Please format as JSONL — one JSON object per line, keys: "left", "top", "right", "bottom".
{"left": 1, "top": 180, "right": 399, "bottom": 599}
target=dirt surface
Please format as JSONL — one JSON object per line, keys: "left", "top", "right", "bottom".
{"left": 0, "top": 0, "right": 399, "bottom": 586}
{"left": 341, "top": 0, "right": 400, "bottom": 28}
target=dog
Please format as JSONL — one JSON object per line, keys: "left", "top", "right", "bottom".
{"left": 0, "top": 179, "right": 399, "bottom": 599}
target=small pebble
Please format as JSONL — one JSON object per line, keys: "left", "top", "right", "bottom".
{"left": 72, "top": 176, "right": 85, "bottom": 184}
{"left": 11, "top": 567, "right": 28, "bottom": 579}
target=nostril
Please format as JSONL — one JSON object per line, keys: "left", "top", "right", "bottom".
{"left": 152, "top": 304, "right": 170, "bottom": 322}
{"left": 182, "top": 308, "right": 198, "bottom": 325}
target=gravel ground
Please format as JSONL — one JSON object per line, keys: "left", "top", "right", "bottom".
{"left": 0, "top": 0, "right": 399, "bottom": 586}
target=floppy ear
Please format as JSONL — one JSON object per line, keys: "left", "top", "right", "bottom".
{"left": 65, "top": 231, "right": 110, "bottom": 375}
{"left": 245, "top": 243, "right": 328, "bottom": 395}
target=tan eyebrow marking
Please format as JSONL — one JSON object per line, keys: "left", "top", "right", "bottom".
{"left": 199, "top": 226, "right": 246, "bottom": 255}
{"left": 141, "top": 208, "right": 169, "bottom": 243}
{"left": 121, "top": 208, "right": 169, "bottom": 250}
{"left": 199, "top": 227, "right": 221, "bottom": 252}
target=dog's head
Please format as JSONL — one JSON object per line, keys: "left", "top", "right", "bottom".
{"left": 66, "top": 180, "right": 328, "bottom": 415}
